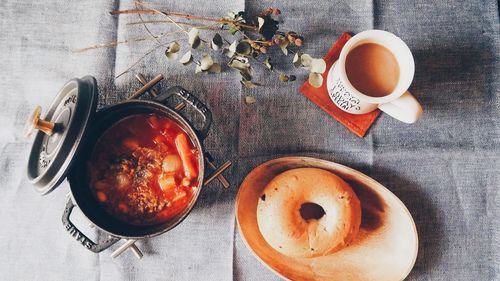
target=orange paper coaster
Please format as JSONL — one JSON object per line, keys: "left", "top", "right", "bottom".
{"left": 299, "top": 32, "right": 380, "bottom": 138}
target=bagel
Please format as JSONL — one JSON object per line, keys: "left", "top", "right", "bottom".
{"left": 256, "top": 168, "right": 361, "bottom": 258}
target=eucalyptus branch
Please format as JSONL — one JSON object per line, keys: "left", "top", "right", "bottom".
{"left": 80, "top": 5, "right": 326, "bottom": 88}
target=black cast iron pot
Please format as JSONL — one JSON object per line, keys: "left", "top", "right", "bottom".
{"left": 27, "top": 76, "right": 218, "bottom": 254}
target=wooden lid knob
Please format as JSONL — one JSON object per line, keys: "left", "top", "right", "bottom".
{"left": 24, "top": 106, "right": 55, "bottom": 137}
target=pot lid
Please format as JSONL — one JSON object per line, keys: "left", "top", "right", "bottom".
{"left": 26, "top": 76, "right": 98, "bottom": 195}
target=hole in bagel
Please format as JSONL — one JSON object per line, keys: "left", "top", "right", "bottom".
{"left": 299, "top": 202, "right": 325, "bottom": 221}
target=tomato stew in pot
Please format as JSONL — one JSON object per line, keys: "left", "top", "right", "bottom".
{"left": 88, "top": 113, "right": 199, "bottom": 225}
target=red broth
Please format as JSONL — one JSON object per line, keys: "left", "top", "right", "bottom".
{"left": 88, "top": 114, "right": 199, "bottom": 225}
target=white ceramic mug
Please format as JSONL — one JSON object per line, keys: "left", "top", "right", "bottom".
{"left": 327, "top": 30, "right": 423, "bottom": 123}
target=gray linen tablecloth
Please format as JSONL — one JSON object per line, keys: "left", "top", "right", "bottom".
{"left": 0, "top": 1, "right": 498, "bottom": 280}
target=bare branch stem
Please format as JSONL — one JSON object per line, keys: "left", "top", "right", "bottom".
{"left": 72, "top": 30, "right": 184, "bottom": 53}
{"left": 110, "top": 9, "right": 257, "bottom": 30}
{"left": 135, "top": 1, "right": 160, "bottom": 43}
{"left": 115, "top": 41, "right": 172, "bottom": 78}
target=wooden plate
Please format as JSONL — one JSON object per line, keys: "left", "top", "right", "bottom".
{"left": 235, "top": 157, "right": 418, "bottom": 281}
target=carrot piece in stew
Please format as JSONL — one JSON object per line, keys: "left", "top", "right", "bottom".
{"left": 175, "top": 133, "right": 197, "bottom": 179}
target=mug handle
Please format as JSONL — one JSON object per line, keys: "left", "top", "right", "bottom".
{"left": 378, "top": 91, "right": 423, "bottom": 124}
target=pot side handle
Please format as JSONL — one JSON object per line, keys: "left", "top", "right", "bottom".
{"left": 62, "top": 199, "right": 120, "bottom": 253}
{"left": 155, "top": 86, "right": 213, "bottom": 140}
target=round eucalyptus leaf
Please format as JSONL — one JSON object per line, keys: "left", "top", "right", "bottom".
{"left": 200, "top": 54, "right": 214, "bottom": 70}
{"left": 310, "top": 58, "right": 326, "bottom": 74}
{"left": 165, "top": 41, "right": 180, "bottom": 60}
{"left": 308, "top": 72, "right": 323, "bottom": 88}
{"left": 188, "top": 28, "right": 201, "bottom": 49}
{"left": 236, "top": 41, "right": 252, "bottom": 56}
{"left": 228, "top": 56, "right": 251, "bottom": 71}
{"left": 179, "top": 51, "right": 192, "bottom": 65}
{"left": 208, "top": 63, "right": 221, "bottom": 73}
{"left": 301, "top": 54, "right": 313, "bottom": 68}
{"left": 195, "top": 64, "right": 204, "bottom": 74}
{"left": 293, "top": 52, "right": 302, "bottom": 68}
{"left": 262, "top": 57, "right": 273, "bottom": 71}
{"left": 279, "top": 40, "right": 289, "bottom": 56}
{"left": 211, "top": 33, "right": 223, "bottom": 51}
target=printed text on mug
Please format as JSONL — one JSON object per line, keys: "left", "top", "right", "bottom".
{"left": 328, "top": 78, "right": 361, "bottom": 111}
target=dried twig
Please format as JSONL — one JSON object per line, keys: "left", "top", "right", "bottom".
{"left": 135, "top": 1, "right": 160, "bottom": 43}
{"left": 115, "top": 41, "right": 172, "bottom": 79}
{"left": 73, "top": 39, "right": 144, "bottom": 53}
{"left": 72, "top": 30, "right": 184, "bottom": 53}
{"left": 113, "top": 21, "right": 221, "bottom": 77}
{"left": 126, "top": 20, "right": 221, "bottom": 29}
{"left": 110, "top": 9, "right": 257, "bottom": 30}
{"left": 133, "top": 2, "right": 188, "bottom": 33}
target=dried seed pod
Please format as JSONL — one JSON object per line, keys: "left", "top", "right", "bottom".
{"left": 259, "top": 46, "right": 268, "bottom": 53}
{"left": 245, "top": 96, "right": 257, "bottom": 105}
{"left": 279, "top": 73, "right": 289, "bottom": 82}
{"left": 294, "top": 37, "right": 303, "bottom": 47}
{"left": 260, "top": 9, "right": 270, "bottom": 16}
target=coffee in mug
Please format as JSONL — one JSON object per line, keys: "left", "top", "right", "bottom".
{"left": 345, "top": 43, "right": 399, "bottom": 98}
{"left": 327, "top": 30, "right": 423, "bottom": 124}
